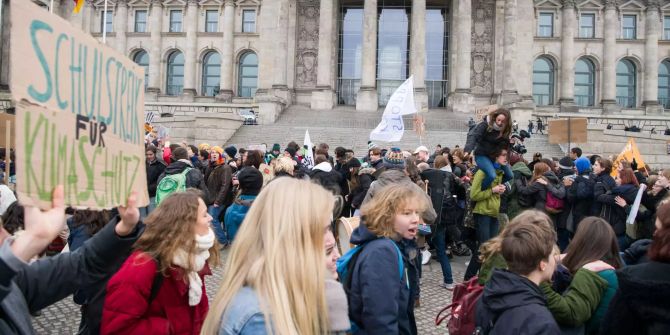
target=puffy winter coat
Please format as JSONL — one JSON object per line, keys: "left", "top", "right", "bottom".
{"left": 596, "top": 183, "right": 638, "bottom": 236}
{"left": 470, "top": 169, "right": 504, "bottom": 218}
{"left": 102, "top": 251, "right": 211, "bottom": 335}
{"left": 476, "top": 269, "right": 560, "bottom": 335}
{"left": 566, "top": 173, "right": 596, "bottom": 230}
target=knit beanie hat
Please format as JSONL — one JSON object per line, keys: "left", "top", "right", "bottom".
{"left": 368, "top": 142, "right": 379, "bottom": 150}
{"left": 272, "top": 143, "right": 281, "bottom": 152}
{"left": 285, "top": 146, "right": 297, "bottom": 157}
{"left": 575, "top": 157, "right": 591, "bottom": 175}
{"left": 558, "top": 156, "right": 574, "bottom": 170}
{"left": 224, "top": 145, "right": 237, "bottom": 159}
{"left": 383, "top": 147, "right": 406, "bottom": 170}
{"left": 346, "top": 158, "right": 362, "bottom": 169}
{"left": 237, "top": 167, "right": 264, "bottom": 196}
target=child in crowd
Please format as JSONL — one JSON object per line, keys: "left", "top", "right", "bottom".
{"left": 346, "top": 183, "right": 431, "bottom": 334}
{"left": 476, "top": 212, "right": 560, "bottom": 335}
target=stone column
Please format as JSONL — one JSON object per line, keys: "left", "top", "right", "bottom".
{"left": 500, "top": 0, "right": 519, "bottom": 104}
{"left": 115, "top": 0, "right": 128, "bottom": 56}
{"left": 147, "top": 0, "right": 163, "bottom": 94}
{"left": 559, "top": 0, "right": 576, "bottom": 105}
{"left": 410, "top": 0, "right": 428, "bottom": 110}
{"left": 602, "top": 0, "right": 617, "bottom": 110}
{"left": 183, "top": 0, "right": 199, "bottom": 97}
{"left": 83, "top": 0, "right": 93, "bottom": 34}
{"left": 356, "top": 0, "right": 378, "bottom": 112}
{"left": 217, "top": 0, "right": 235, "bottom": 101}
{"left": 310, "top": 0, "right": 337, "bottom": 110}
{"left": 273, "top": 0, "right": 290, "bottom": 93}
{"left": 643, "top": 1, "right": 661, "bottom": 113}
{"left": 447, "top": 0, "right": 473, "bottom": 113}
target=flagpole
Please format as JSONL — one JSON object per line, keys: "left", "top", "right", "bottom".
{"left": 102, "top": 0, "right": 108, "bottom": 44}
{"left": 50, "top": 0, "right": 54, "bottom": 13}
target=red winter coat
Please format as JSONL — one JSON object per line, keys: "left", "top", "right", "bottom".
{"left": 101, "top": 251, "right": 212, "bottom": 335}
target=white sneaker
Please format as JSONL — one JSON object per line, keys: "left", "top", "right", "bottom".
{"left": 421, "top": 250, "right": 431, "bottom": 265}
{"left": 442, "top": 283, "right": 455, "bottom": 290}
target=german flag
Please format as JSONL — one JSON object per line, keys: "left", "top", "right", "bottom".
{"left": 73, "top": 0, "right": 84, "bottom": 14}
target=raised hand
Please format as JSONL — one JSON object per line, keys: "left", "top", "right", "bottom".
{"left": 115, "top": 191, "right": 141, "bottom": 237}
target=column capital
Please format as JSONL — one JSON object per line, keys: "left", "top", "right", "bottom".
{"left": 562, "top": 0, "right": 577, "bottom": 10}
{"left": 150, "top": 0, "right": 163, "bottom": 8}
{"left": 116, "top": 0, "right": 128, "bottom": 7}
{"left": 186, "top": 0, "right": 199, "bottom": 6}
{"left": 223, "top": 0, "right": 235, "bottom": 7}
{"left": 604, "top": 0, "right": 618, "bottom": 10}
{"left": 646, "top": 0, "right": 661, "bottom": 12}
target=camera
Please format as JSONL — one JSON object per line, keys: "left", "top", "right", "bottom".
{"left": 511, "top": 143, "right": 527, "bottom": 155}
{"left": 510, "top": 130, "right": 530, "bottom": 155}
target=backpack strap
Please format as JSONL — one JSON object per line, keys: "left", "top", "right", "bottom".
{"left": 148, "top": 259, "right": 164, "bottom": 304}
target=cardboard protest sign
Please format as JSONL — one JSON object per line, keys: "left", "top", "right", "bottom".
{"left": 548, "top": 118, "right": 587, "bottom": 144}
{"left": 10, "top": 0, "right": 148, "bottom": 209}
{"left": 0, "top": 113, "right": 15, "bottom": 148}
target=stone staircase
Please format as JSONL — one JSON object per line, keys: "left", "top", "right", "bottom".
{"left": 226, "top": 105, "right": 565, "bottom": 158}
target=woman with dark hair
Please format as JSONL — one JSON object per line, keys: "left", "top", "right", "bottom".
{"left": 592, "top": 158, "right": 616, "bottom": 216}
{"left": 464, "top": 108, "right": 514, "bottom": 190}
{"left": 67, "top": 210, "right": 112, "bottom": 251}
{"left": 596, "top": 168, "right": 639, "bottom": 249}
{"left": 542, "top": 217, "right": 622, "bottom": 334}
{"left": 601, "top": 200, "right": 670, "bottom": 335}
{"left": 405, "top": 156, "right": 426, "bottom": 191}
{"left": 518, "top": 162, "right": 566, "bottom": 218}
{"left": 243, "top": 150, "right": 264, "bottom": 169}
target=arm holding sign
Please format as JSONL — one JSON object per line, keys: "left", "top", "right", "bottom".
{"left": 0, "top": 187, "right": 144, "bottom": 318}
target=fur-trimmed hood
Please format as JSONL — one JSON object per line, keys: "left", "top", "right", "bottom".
{"left": 358, "top": 167, "right": 376, "bottom": 176}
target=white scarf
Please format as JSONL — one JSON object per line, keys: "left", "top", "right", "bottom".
{"left": 172, "top": 228, "right": 215, "bottom": 306}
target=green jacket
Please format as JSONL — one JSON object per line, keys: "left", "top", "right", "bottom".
{"left": 541, "top": 268, "right": 608, "bottom": 328}
{"left": 470, "top": 169, "right": 504, "bottom": 217}
{"left": 478, "top": 253, "right": 507, "bottom": 285}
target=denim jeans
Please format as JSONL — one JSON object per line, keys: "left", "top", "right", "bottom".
{"left": 208, "top": 205, "right": 227, "bottom": 244}
{"left": 474, "top": 155, "right": 513, "bottom": 189}
{"left": 139, "top": 197, "right": 157, "bottom": 219}
{"left": 617, "top": 234, "right": 631, "bottom": 251}
{"left": 465, "top": 214, "right": 500, "bottom": 281}
{"left": 432, "top": 225, "right": 454, "bottom": 285}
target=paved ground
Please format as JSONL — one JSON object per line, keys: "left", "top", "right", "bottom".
{"left": 31, "top": 251, "right": 468, "bottom": 334}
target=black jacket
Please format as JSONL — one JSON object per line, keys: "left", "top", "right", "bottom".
{"left": 157, "top": 160, "right": 210, "bottom": 200}
{"left": 0, "top": 217, "right": 144, "bottom": 334}
{"left": 592, "top": 172, "right": 617, "bottom": 216}
{"left": 566, "top": 173, "right": 596, "bottom": 230}
{"left": 309, "top": 162, "right": 344, "bottom": 195}
{"left": 464, "top": 120, "right": 510, "bottom": 158}
{"left": 146, "top": 159, "right": 167, "bottom": 198}
{"left": 476, "top": 269, "right": 560, "bottom": 335}
{"left": 420, "top": 168, "right": 459, "bottom": 225}
{"left": 601, "top": 261, "right": 670, "bottom": 335}
{"left": 350, "top": 168, "right": 375, "bottom": 210}
{"left": 597, "top": 183, "right": 638, "bottom": 236}
{"left": 518, "top": 171, "right": 566, "bottom": 214}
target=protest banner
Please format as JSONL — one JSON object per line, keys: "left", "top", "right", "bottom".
{"left": 10, "top": 0, "right": 148, "bottom": 209}
{"left": 370, "top": 76, "right": 416, "bottom": 142}
{"left": 0, "top": 113, "right": 15, "bottom": 148}
{"left": 548, "top": 118, "right": 587, "bottom": 144}
{"left": 611, "top": 138, "right": 646, "bottom": 177}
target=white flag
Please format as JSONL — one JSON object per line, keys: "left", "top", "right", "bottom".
{"left": 626, "top": 183, "right": 647, "bottom": 225}
{"left": 303, "top": 130, "right": 314, "bottom": 169}
{"left": 370, "top": 76, "right": 416, "bottom": 142}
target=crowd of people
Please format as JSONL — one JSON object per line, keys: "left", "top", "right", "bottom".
{"left": 0, "top": 106, "right": 669, "bottom": 334}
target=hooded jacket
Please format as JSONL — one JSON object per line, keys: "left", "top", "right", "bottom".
{"left": 350, "top": 168, "right": 375, "bottom": 210}
{"left": 309, "top": 162, "right": 343, "bottom": 195}
{"left": 224, "top": 195, "right": 257, "bottom": 242}
{"left": 566, "top": 172, "right": 596, "bottom": 230}
{"left": 347, "top": 224, "right": 413, "bottom": 335}
{"left": 146, "top": 159, "right": 167, "bottom": 198}
{"left": 600, "top": 261, "right": 670, "bottom": 335}
{"left": 470, "top": 169, "right": 504, "bottom": 218}
{"left": 420, "top": 168, "right": 460, "bottom": 225}
{"left": 592, "top": 172, "right": 617, "bottom": 216}
{"left": 476, "top": 269, "right": 560, "bottom": 335}
{"left": 157, "top": 160, "right": 210, "bottom": 201}
{"left": 596, "top": 183, "right": 638, "bottom": 235}
{"left": 518, "top": 171, "right": 566, "bottom": 214}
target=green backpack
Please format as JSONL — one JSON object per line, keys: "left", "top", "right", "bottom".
{"left": 155, "top": 168, "right": 192, "bottom": 206}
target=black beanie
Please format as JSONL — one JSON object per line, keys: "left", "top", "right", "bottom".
{"left": 237, "top": 167, "right": 263, "bottom": 196}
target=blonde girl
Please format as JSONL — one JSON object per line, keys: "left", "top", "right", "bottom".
{"left": 201, "top": 178, "right": 333, "bottom": 334}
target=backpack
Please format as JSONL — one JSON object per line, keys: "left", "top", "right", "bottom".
{"left": 336, "top": 238, "right": 407, "bottom": 332}
{"left": 516, "top": 177, "right": 534, "bottom": 208}
{"left": 545, "top": 191, "right": 565, "bottom": 214}
{"left": 155, "top": 168, "right": 192, "bottom": 205}
{"left": 435, "top": 276, "right": 484, "bottom": 335}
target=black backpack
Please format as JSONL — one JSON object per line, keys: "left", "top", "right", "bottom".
{"left": 516, "top": 176, "right": 534, "bottom": 208}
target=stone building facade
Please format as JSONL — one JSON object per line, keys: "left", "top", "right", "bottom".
{"left": 8, "top": 0, "right": 670, "bottom": 124}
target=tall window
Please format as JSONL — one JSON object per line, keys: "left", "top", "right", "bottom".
{"left": 659, "top": 60, "right": 670, "bottom": 109}
{"left": 201, "top": 51, "right": 221, "bottom": 96}
{"left": 135, "top": 10, "right": 148, "bottom": 33}
{"left": 622, "top": 15, "right": 636, "bottom": 39}
{"left": 133, "top": 50, "right": 149, "bottom": 89}
{"left": 538, "top": 13, "right": 554, "bottom": 37}
{"left": 170, "top": 10, "right": 183, "bottom": 32}
{"left": 574, "top": 58, "right": 595, "bottom": 106}
{"left": 579, "top": 14, "right": 595, "bottom": 38}
{"left": 205, "top": 10, "right": 218, "bottom": 32}
{"left": 166, "top": 51, "right": 184, "bottom": 96}
{"left": 665, "top": 16, "right": 670, "bottom": 40}
{"left": 376, "top": 5, "right": 410, "bottom": 106}
{"left": 238, "top": 52, "right": 258, "bottom": 97}
{"left": 616, "top": 59, "right": 636, "bottom": 108}
{"left": 425, "top": 7, "right": 449, "bottom": 108}
{"left": 337, "top": 7, "right": 363, "bottom": 105}
{"left": 242, "top": 10, "right": 256, "bottom": 33}
{"left": 532, "top": 57, "right": 554, "bottom": 106}
{"left": 100, "top": 10, "right": 113, "bottom": 33}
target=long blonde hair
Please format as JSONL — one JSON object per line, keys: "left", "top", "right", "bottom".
{"left": 201, "top": 178, "right": 333, "bottom": 334}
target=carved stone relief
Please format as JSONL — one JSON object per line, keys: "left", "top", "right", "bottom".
{"left": 471, "top": 0, "right": 495, "bottom": 94}
{"left": 295, "top": 1, "right": 320, "bottom": 89}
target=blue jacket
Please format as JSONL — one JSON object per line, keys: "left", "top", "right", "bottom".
{"left": 476, "top": 269, "right": 560, "bottom": 335}
{"left": 347, "top": 224, "right": 413, "bottom": 335}
{"left": 218, "top": 287, "right": 266, "bottom": 335}
{"left": 224, "top": 195, "right": 257, "bottom": 241}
